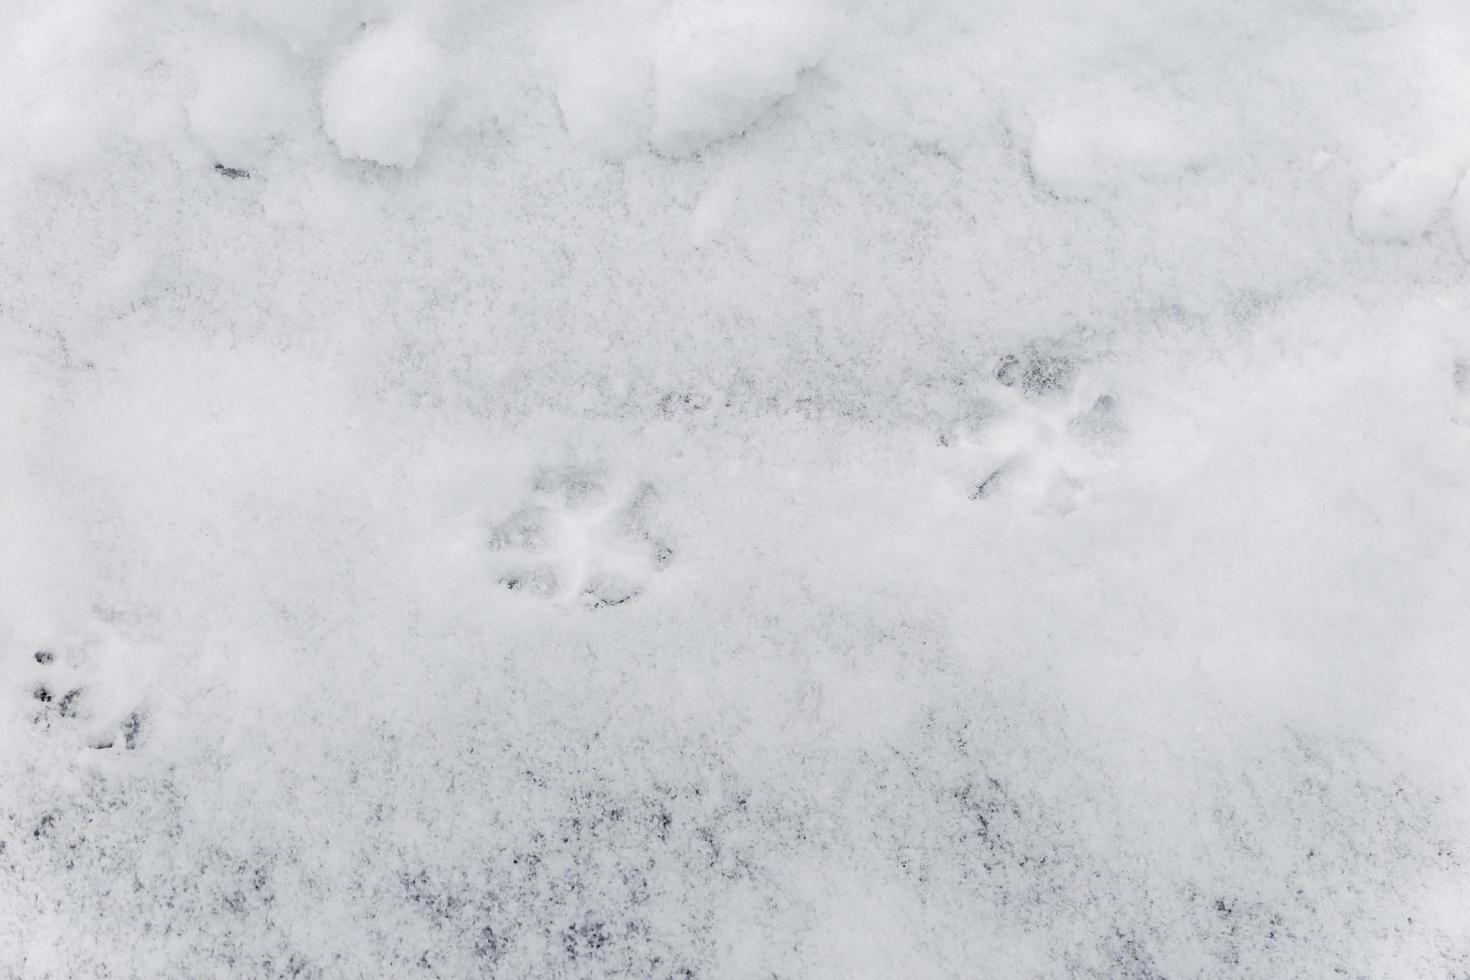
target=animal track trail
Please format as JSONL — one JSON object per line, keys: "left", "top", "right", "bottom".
{"left": 23, "top": 644, "right": 149, "bottom": 754}
{"left": 486, "top": 466, "right": 674, "bottom": 611}
{"left": 943, "top": 348, "right": 1126, "bottom": 514}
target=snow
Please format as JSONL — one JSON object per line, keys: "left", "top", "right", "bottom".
{"left": 1453, "top": 168, "right": 1470, "bottom": 257}
{"left": 3, "top": 0, "right": 1470, "bottom": 976}
{"left": 1352, "top": 154, "right": 1463, "bottom": 241}
{"left": 188, "top": 43, "right": 304, "bottom": 167}
{"left": 321, "top": 21, "right": 450, "bottom": 168}
{"left": 208, "top": 0, "right": 362, "bottom": 56}
{"left": 95, "top": 244, "right": 155, "bottom": 314}
{"left": 651, "top": 1, "right": 832, "bottom": 157}
{"left": 21, "top": 98, "right": 105, "bottom": 178}
{"left": 547, "top": 0, "right": 832, "bottom": 159}
{"left": 1028, "top": 91, "right": 1199, "bottom": 199}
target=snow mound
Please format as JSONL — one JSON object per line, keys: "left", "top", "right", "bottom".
{"left": 552, "top": 14, "right": 657, "bottom": 160}
{"left": 208, "top": 0, "right": 361, "bottom": 56}
{"left": 1028, "top": 93, "right": 1198, "bottom": 199}
{"left": 651, "top": 0, "right": 831, "bottom": 157}
{"left": 1448, "top": 168, "right": 1470, "bottom": 257}
{"left": 188, "top": 43, "right": 303, "bottom": 166}
{"left": 1351, "top": 155, "right": 1462, "bottom": 242}
{"left": 321, "top": 23, "right": 450, "bottom": 168}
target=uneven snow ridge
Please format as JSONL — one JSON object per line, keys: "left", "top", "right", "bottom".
{"left": 4, "top": 0, "right": 1470, "bottom": 978}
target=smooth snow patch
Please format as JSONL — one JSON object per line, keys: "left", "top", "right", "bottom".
{"left": 552, "top": 17, "right": 656, "bottom": 160}
{"left": 95, "top": 245, "right": 154, "bottom": 314}
{"left": 208, "top": 0, "right": 360, "bottom": 55}
{"left": 1028, "top": 92, "right": 1198, "bottom": 199}
{"left": 188, "top": 43, "right": 303, "bottom": 166}
{"left": 321, "top": 22, "right": 450, "bottom": 168}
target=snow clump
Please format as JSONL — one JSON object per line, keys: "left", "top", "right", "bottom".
{"left": 651, "top": 0, "right": 831, "bottom": 157}
{"left": 321, "top": 22, "right": 450, "bottom": 169}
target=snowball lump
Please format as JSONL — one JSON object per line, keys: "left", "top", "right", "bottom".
{"left": 209, "top": 0, "right": 359, "bottom": 55}
{"left": 651, "top": 1, "right": 830, "bottom": 157}
{"left": 554, "top": 31, "right": 653, "bottom": 161}
{"left": 321, "top": 24, "right": 450, "bottom": 169}
{"left": 24, "top": 99, "right": 104, "bottom": 177}
{"left": 1351, "top": 155, "right": 1460, "bottom": 242}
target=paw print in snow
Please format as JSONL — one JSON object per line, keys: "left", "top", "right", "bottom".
{"left": 947, "top": 350, "right": 1124, "bottom": 514}
{"left": 25, "top": 645, "right": 148, "bottom": 753}
{"left": 486, "top": 467, "right": 673, "bottom": 610}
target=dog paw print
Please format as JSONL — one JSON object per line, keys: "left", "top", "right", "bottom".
{"left": 26, "top": 647, "right": 148, "bottom": 752}
{"left": 486, "top": 466, "right": 673, "bottom": 610}
{"left": 944, "top": 349, "right": 1125, "bottom": 514}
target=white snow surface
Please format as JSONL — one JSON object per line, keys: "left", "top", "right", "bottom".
{"left": 189, "top": 42, "right": 306, "bottom": 167}
{"left": 3, "top": 0, "right": 1470, "bottom": 977}
{"left": 321, "top": 21, "right": 450, "bottom": 168}
{"left": 1352, "top": 154, "right": 1463, "bottom": 242}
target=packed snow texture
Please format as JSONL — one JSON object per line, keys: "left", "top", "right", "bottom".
{"left": 3, "top": 0, "right": 1470, "bottom": 977}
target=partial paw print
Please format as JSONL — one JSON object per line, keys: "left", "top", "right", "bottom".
{"left": 486, "top": 465, "right": 674, "bottom": 611}
{"left": 23, "top": 644, "right": 149, "bottom": 754}
{"left": 941, "top": 346, "right": 1125, "bottom": 514}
